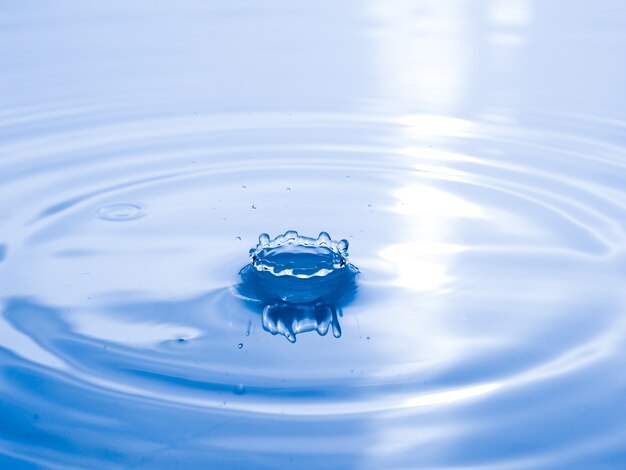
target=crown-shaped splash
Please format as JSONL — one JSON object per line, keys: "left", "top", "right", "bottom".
{"left": 237, "top": 230, "right": 359, "bottom": 342}
{"left": 249, "top": 230, "right": 351, "bottom": 278}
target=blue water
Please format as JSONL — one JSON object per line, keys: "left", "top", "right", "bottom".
{"left": 2, "top": 1, "right": 626, "bottom": 468}
{"left": 238, "top": 231, "right": 358, "bottom": 342}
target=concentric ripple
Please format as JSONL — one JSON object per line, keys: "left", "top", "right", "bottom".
{"left": 95, "top": 202, "right": 147, "bottom": 222}
{"left": 1, "top": 107, "right": 626, "bottom": 469}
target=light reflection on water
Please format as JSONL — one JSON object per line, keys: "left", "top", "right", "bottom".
{"left": 1, "top": 1, "right": 626, "bottom": 468}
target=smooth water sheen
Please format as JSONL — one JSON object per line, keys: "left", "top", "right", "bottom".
{"left": 2, "top": 1, "right": 626, "bottom": 469}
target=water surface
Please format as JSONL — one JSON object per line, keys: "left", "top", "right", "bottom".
{"left": 1, "top": 1, "right": 626, "bottom": 468}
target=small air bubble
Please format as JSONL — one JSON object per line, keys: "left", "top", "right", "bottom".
{"left": 251, "top": 204, "right": 257, "bottom": 210}
{"left": 367, "top": 204, "right": 372, "bottom": 209}
{"left": 242, "top": 185, "right": 247, "bottom": 190}
{"left": 366, "top": 336, "right": 371, "bottom": 340}
{"left": 236, "top": 236, "right": 242, "bottom": 241}
{"left": 345, "top": 175, "right": 350, "bottom": 180}
{"left": 238, "top": 343, "right": 243, "bottom": 349}
{"left": 286, "top": 187, "right": 291, "bottom": 191}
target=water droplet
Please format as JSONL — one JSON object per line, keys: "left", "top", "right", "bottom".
{"left": 236, "top": 236, "right": 242, "bottom": 242}
{"left": 284, "top": 230, "right": 299, "bottom": 241}
{"left": 367, "top": 204, "right": 373, "bottom": 209}
{"left": 96, "top": 203, "right": 146, "bottom": 222}
{"left": 251, "top": 204, "right": 257, "bottom": 210}
{"left": 286, "top": 187, "right": 291, "bottom": 191}
{"left": 241, "top": 185, "right": 247, "bottom": 190}
{"left": 345, "top": 175, "right": 350, "bottom": 180}
{"left": 317, "top": 231, "right": 331, "bottom": 244}
{"left": 238, "top": 343, "right": 243, "bottom": 349}
{"left": 366, "top": 336, "right": 371, "bottom": 340}
{"left": 176, "top": 338, "right": 186, "bottom": 343}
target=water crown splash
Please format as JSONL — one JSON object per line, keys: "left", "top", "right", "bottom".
{"left": 237, "top": 230, "right": 359, "bottom": 342}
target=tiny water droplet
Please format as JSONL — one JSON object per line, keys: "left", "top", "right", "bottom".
{"left": 236, "top": 236, "right": 242, "bottom": 241}
{"left": 366, "top": 336, "right": 371, "bottom": 340}
{"left": 238, "top": 343, "right": 243, "bottom": 349}
{"left": 286, "top": 187, "right": 291, "bottom": 191}
{"left": 251, "top": 204, "right": 257, "bottom": 210}
{"left": 242, "top": 185, "right": 247, "bottom": 190}
{"left": 177, "top": 338, "right": 186, "bottom": 343}
{"left": 367, "top": 204, "right": 372, "bottom": 209}
{"left": 222, "top": 217, "right": 226, "bottom": 221}
{"left": 345, "top": 175, "right": 350, "bottom": 180}
{"left": 317, "top": 231, "right": 331, "bottom": 243}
